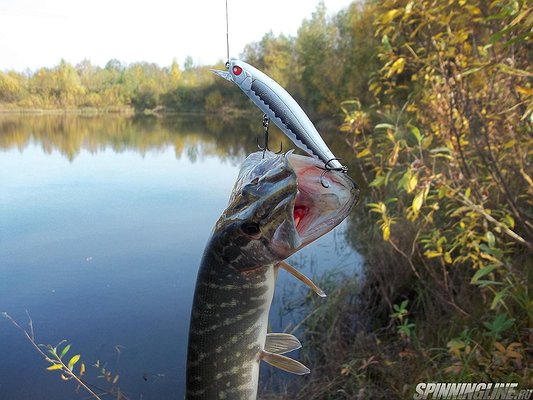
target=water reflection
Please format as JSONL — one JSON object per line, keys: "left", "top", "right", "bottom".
{"left": 0, "top": 114, "right": 291, "bottom": 163}
{"left": 0, "top": 114, "right": 361, "bottom": 399}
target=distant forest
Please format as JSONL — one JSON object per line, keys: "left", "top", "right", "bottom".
{"left": 0, "top": 3, "right": 375, "bottom": 116}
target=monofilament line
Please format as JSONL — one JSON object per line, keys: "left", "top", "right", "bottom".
{"left": 225, "top": 0, "right": 230, "bottom": 63}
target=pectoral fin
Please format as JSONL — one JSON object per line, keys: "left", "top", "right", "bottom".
{"left": 265, "top": 333, "right": 301, "bottom": 354}
{"left": 210, "top": 69, "right": 233, "bottom": 82}
{"left": 277, "top": 261, "right": 326, "bottom": 297}
{"left": 260, "top": 351, "right": 310, "bottom": 375}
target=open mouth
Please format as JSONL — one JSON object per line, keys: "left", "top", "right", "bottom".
{"left": 293, "top": 204, "right": 307, "bottom": 230}
{"left": 287, "top": 152, "right": 358, "bottom": 248}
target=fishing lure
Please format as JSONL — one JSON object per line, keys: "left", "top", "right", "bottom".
{"left": 211, "top": 59, "right": 348, "bottom": 182}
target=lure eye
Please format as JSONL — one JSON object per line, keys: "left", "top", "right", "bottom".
{"left": 232, "top": 65, "right": 243, "bottom": 76}
{"left": 241, "top": 222, "right": 260, "bottom": 236}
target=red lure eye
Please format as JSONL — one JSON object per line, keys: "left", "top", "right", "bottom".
{"left": 232, "top": 65, "right": 242, "bottom": 75}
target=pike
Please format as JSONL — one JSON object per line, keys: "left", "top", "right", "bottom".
{"left": 211, "top": 59, "right": 348, "bottom": 173}
{"left": 186, "top": 150, "right": 358, "bottom": 399}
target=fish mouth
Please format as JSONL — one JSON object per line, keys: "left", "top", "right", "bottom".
{"left": 286, "top": 151, "right": 359, "bottom": 251}
{"left": 229, "top": 150, "right": 358, "bottom": 260}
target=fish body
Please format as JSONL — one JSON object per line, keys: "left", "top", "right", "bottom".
{"left": 211, "top": 60, "right": 346, "bottom": 172}
{"left": 186, "top": 151, "right": 358, "bottom": 399}
{"left": 186, "top": 252, "right": 276, "bottom": 399}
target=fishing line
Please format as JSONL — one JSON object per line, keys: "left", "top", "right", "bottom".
{"left": 225, "top": 0, "right": 230, "bottom": 65}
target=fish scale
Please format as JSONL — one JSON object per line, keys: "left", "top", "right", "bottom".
{"left": 187, "top": 245, "right": 275, "bottom": 400}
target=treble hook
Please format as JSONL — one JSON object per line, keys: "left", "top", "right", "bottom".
{"left": 257, "top": 114, "right": 283, "bottom": 158}
{"left": 320, "top": 158, "right": 349, "bottom": 188}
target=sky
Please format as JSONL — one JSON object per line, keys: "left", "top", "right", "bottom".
{"left": 0, "top": 0, "right": 354, "bottom": 72}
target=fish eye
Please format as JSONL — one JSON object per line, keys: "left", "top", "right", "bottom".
{"left": 241, "top": 222, "right": 260, "bottom": 236}
{"left": 232, "top": 65, "right": 243, "bottom": 76}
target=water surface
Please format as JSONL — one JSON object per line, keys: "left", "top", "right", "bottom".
{"left": 0, "top": 115, "right": 361, "bottom": 399}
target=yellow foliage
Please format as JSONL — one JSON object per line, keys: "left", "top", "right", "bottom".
{"left": 386, "top": 58, "right": 406, "bottom": 78}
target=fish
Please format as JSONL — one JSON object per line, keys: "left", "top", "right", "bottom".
{"left": 186, "top": 150, "right": 358, "bottom": 399}
{"left": 211, "top": 59, "right": 347, "bottom": 173}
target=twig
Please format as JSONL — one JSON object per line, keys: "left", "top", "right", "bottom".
{"left": 2, "top": 312, "right": 104, "bottom": 400}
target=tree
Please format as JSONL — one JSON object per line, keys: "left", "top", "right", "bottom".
{"left": 242, "top": 32, "right": 295, "bottom": 88}
{"left": 0, "top": 71, "right": 26, "bottom": 103}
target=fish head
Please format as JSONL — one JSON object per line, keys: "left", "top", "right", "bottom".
{"left": 213, "top": 150, "right": 359, "bottom": 271}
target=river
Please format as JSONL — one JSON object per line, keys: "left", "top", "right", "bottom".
{"left": 0, "top": 114, "right": 362, "bottom": 399}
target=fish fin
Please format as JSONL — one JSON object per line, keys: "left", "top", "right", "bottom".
{"left": 260, "top": 351, "right": 310, "bottom": 375}
{"left": 210, "top": 69, "right": 233, "bottom": 82}
{"left": 265, "top": 333, "right": 302, "bottom": 354}
{"left": 277, "top": 261, "right": 326, "bottom": 297}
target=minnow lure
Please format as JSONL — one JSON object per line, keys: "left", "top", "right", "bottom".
{"left": 211, "top": 59, "right": 348, "bottom": 174}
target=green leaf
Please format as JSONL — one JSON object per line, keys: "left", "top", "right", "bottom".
{"left": 368, "top": 202, "right": 388, "bottom": 216}
{"left": 486, "top": 231, "right": 495, "bottom": 248}
{"left": 447, "top": 339, "right": 465, "bottom": 351}
{"left": 473, "top": 280, "right": 504, "bottom": 288}
{"left": 409, "top": 126, "right": 422, "bottom": 143}
{"left": 503, "top": 214, "right": 515, "bottom": 228}
{"left": 429, "top": 146, "right": 452, "bottom": 154}
{"left": 59, "top": 344, "right": 71, "bottom": 359}
{"left": 490, "top": 289, "right": 509, "bottom": 310}
{"left": 369, "top": 175, "right": 386, "bottom": 187}
{"left": 471, "top": 264, "right": 498, "bottom": 284}
{"left": 381, "top": 35, "right": 392, "bottom": 52}
{"left": 68, "top": 355, "right": 80, "bottom": 370}
{"left": 46, "top": 364, "right": 63, "bottom": 371}
{"left": 483, "top": 314, "right": 514, "bottom": 338}
{"left": 412, "top": 189, "right": 425, "bottom": 216}
{"left": 374, "top": 123, "right": 395, "bottom": 130}
{"left": 479, "top": 244, "right": 503, "bottom": 257}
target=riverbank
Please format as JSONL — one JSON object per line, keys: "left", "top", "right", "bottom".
{"left": 0, "top": 105, "right": 134, "bottom": 115}
{"left": 269, "top": 0, "right": 533, "bottom": 397}
{"left": 268, "top": 212, "right": 532, "bottom": 399}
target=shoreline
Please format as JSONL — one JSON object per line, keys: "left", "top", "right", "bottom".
{"left": 0, "top": 106, "right": 135, "bottom": 115}
{"left": 0, "top": 106, "right": 252, "bottom": 118}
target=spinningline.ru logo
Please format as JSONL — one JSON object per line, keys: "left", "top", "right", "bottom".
{"left": 413, "top": 383, "right": 532, "bottom": 399}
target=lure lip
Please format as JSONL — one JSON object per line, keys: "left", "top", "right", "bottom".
{"left": 210, "top": 68, "right": 233, "bottom": 82}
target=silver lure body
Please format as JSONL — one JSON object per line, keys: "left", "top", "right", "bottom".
{"left": 212, "top": 59, "right": 346, "bottom": 172}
